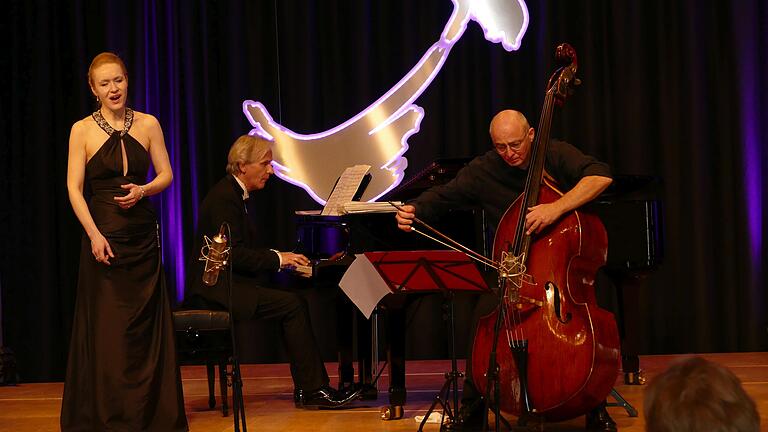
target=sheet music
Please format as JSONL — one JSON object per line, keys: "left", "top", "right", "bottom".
{"left": 342, "top": 201, "right": 403, "bottom": 214}
{"left": 321, "top": 165, "right": 372, "bottom": 216}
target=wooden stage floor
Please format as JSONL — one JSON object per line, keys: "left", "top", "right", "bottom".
{"left": 0, "top": 352, "right": 765, "bottom": 431}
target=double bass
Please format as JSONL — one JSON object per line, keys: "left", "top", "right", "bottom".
{"left": 470, "top": 44, "right": 621, "bottom": 422}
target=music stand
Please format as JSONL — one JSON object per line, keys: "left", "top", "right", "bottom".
{"left": 363, "top": 250, "right": 488, "bottom": 430}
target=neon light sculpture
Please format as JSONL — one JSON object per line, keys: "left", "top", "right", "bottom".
{"left": 244, "top": 0, "right": 529, "bottom": 204}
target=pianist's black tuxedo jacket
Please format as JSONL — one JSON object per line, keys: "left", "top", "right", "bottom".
{"left": 186, "top": 174, "right": 330, "bottom": 391}
{"left": 186, "top": 174, "right": 280, "bottom": 319}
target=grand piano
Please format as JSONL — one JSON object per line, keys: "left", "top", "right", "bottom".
{"left": 295, "top": 158, "right": 663, "bottom": 417}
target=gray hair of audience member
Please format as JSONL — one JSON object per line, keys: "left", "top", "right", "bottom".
{"left": 644, "top": 356, "right": 760, "bottom": 432}
{"left": 226, "top": 134, "right": 274, "bottom": 175}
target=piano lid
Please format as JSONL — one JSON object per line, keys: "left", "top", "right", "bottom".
{"left": 589, "top": 175, "right": 665, "bottom": 272}
{"left": 385, "top": 158, "right": 473, "bottom": 201}
{"left": 597, "top": 175, "right": 664, "bottom": 201}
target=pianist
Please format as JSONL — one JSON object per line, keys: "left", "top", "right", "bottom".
{"left": 185, "top": 134, "right": 358, "bottom": 409}
{"left": 395, "top": 109, "right": 616, "bottom": 431}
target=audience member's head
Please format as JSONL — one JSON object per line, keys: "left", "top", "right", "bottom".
{"left": 644, "top": 356, "right": 760, "bottom": 432}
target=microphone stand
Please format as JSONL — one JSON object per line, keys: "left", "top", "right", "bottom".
{"left": 222, "top": 223, "right": 248, "bottom": 432}
{"left": 481, "top": 276, "right": 514, "bottom": 432}
{"left": 481, "top": 265, "right": 539, "bottom": 432}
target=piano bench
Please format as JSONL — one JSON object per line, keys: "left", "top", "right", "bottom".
{"left": 173, "top": 309, "right": 233, "bottom": 417}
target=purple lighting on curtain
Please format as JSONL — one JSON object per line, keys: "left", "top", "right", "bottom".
{"left": 733, "top": 0, "right": 765, "bottom": 336}
{"left": 142, "top": 0, "right": 186, "bottom": 304}
{"left": 162, "top": 0, "right": 186, "bottom": 304}
{"left": 742, "top": 105, "right": 761, "bottom": 265}
{"left": 734, "top": 2, "right": 763, "bottom": 273}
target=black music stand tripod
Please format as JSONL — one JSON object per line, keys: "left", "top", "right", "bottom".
{"left": 417, "top": 287, "right": 461, "bottom": 431}
{"left": 368, "top": 254, "right": 486, "bottom": 432}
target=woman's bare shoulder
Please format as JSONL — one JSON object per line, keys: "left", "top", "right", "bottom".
{"left": 132, "top": 110, "right": 159, "bottom": 125}
{"left": 71, "top": 115, "right": 97, "bottom": 135}
{"left": 130, "top": 111, "right": 164, "bottom": 150}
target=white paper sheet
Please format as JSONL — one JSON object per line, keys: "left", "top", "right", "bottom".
{"left": 338, "top": 254, "right": 392, "bottom": 319}
{"left": 321, "top": 165, "right": 371, "bottom": 216}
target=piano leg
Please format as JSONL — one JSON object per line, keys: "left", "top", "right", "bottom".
{"left": 337, "top": 295, "right": 380, "bottom": 399}
{"left": 380, "top": 303, "right": 406, "bottom": 420}
{"left": 602, "top": 269, "right": 646, "bottom": 385}
{"left": 616, "top": 273, "right": 645, "bottom": 385}
{"left": 357, "top": 311, "right": 377, "bottom": 396}
{"left": 336, "top": 296, "right": 356, "bottom": 389}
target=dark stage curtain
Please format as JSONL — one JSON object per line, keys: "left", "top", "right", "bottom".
{"left": 2, "top": 0, "right": 766, "bottom": 382}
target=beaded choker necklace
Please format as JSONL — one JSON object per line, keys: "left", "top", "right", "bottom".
{"left": 92, "top": 108, "right": 134, "bottom": 136}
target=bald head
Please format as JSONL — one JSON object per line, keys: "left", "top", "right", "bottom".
{"left": 489, "top": 110, "right": 535, "bottom": 168}
{"left": 489, "top": 110, "right": 530, "bottom": 140}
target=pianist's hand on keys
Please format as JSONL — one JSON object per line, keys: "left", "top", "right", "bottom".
{"left": 278, "top": 251, "right": 311, "bottom": 278}
{"left": 291, "top": 264, "right": 313, "bottom": 278}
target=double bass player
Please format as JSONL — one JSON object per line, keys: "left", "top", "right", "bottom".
{"left": 395, "top": 109, "right": 617, "bottom": 431}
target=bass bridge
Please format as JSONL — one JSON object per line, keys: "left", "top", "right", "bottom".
{"left": 499, "top": 251, "right": 542, "bottom": 309}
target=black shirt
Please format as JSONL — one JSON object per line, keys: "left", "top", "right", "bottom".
{"left": 412, "top": 139, "right": 611, "bottom": 231}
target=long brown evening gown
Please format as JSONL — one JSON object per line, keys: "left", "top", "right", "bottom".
{"left": 61, "top": 109, "right": 187, "bottom": 431}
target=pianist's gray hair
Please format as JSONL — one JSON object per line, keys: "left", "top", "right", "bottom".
{"left": 226, "top": 134, "right": 274, "bottom": 175}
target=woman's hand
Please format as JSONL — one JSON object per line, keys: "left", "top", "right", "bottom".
{"left": 91, "top": 233, "right": 114, "bottom": 265}
{"left": 114, "top": 183, "right": 145, "bottom": 209}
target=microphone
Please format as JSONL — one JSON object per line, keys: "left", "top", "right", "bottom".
{"left": 201, "top": 223, "right": 230, "bottom": 286}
